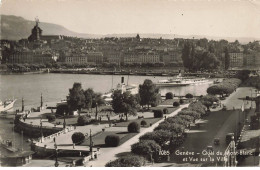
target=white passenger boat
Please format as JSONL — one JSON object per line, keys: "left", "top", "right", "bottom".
{"left": 156, "top": 72, "right": 208, "bottom": 87}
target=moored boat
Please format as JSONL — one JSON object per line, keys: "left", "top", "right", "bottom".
{"left": 0, "top": 99, "right": 16, "bottom": 113}
{"left": 156, "top": 71, "right": 208, "bottom": 87}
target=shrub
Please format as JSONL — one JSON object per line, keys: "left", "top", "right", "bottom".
{"left": 140, "top": 120, "right": 147, "bottom": 127}
{"left": 105, "top": 135, "right": 120, "bottom": 147}
{"left": 131, "top": 140, "right": 161, "bottom": 160}
{"left": 153, "top": 109, "right": 164, "bottom": 118}
{"left": 179, "top": 99, "right": 184, "bottom": 104}
{"left": 163, "top": 108, "right": 169, "bottom": 114}
{"left": 185, "top": 93, "right": 193, "bottom": 99}
{"left": 46, "top": 115, "right": 56, "bottom": 122}
{"left": 77, "top": 115, "right": 91, "bottom": 126}
{"left": 128, "top": 122, "right": 140, "bottom": 133}
{"left": 105, "top": 155, "right": 146, "bottom": 167}
{"left": 165, "top": 92, "right": 174, "bottom": 99}
{"left": 173, "top": 101, "right": 180, "bottom": 107}
{"left": 71, "top": 132, "right": 85, "bottom": 145}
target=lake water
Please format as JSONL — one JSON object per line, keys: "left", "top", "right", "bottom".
{"left": 0, "top": 73, "right": 214, "bottom": 151}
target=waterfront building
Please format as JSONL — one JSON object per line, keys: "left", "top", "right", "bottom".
{"left": 123, "top": 53, "right": 142, "bottom": 64}
{"left": 140, "top": 52, "right": 160, "bottom": 63}
{"left": 87, "top": 52, "right": 103, "bottom": 65}
{"left": 65, "top": 55, "right": 88, "bottom": 64}
{"left": 9, "top": 50, "right": 57, "bottom": 64}
{"left": 229, "top": 53, "right": 244, "bottom": 68}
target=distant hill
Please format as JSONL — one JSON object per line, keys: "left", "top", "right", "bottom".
{"left": 0, "top": 15, "right": 100, "bottom": 40}
{"left": 1, "top": 15, "right": 259, "bottom": 44}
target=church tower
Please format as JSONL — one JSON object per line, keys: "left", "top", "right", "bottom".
{"left": 28, "top": 17, "right": 42, "bottom": 42}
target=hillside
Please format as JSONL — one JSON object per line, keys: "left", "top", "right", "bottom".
{"left": 0, "top": 15, "right": 99, "bottom": 40}
{"left": 1, "top": 15, "right": 259, "bottom": 43}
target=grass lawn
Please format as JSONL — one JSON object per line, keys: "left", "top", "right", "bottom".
{"left": 161, "top": 99, "right": 191, "bottom": 106}
{"left": 82, "top": 131, "right": 138, "bottom": 147}
{"left": 114, "top": 117, "right": 162, "bottom": 128}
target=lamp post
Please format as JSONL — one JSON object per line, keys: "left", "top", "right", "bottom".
{"left": 250, "top": 89, "right": 253, "bottom": 109}
{"left": 54, "top": 143, "right": 59, "bottom": 167}
{"left": 89, "top": 129, "right": 93, "bottom": 160}
{"left": 63, "top": 112, "right": 66, "bottom": 129}
{"left": 40, "top": 119, "right": 43, "bottom": 143}
{"left": 22, "top": 98, "right": 24, "bottom": 112}
{"left": 40, "top": 93, "right": 43, "bottom": 108}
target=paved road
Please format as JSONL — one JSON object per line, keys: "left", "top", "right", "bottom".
{"left": 87, "top": 104, "right": 189, "bottom": 167}
{"left": 169, "top": 87, "right": 255, "bottom": 166}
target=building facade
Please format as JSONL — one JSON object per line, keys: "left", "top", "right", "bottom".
{"left": 229, "top": 53, "right": 244, "bottom": 68}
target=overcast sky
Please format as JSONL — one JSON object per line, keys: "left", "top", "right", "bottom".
{"left": 1, "top": 0, "right": 260, "bottom": 38}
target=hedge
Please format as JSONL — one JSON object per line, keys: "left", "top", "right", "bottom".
{"left": 165, "top": 92, "right": 174, "bottom": 99}
{"left": 153, "top": 110, "right": 164, "bottom": 118}
{"left": 173, "top": 101, "right": 180, "bottom": 107}
{"left": 163, "top": 108, "right": 169, "bottom": 114}
{"left": 71, "top": 132, "right": 85, "bottom": 145}
{"left": 77, "top": 115, "right": 91, "bottom": 126}
{"left": 140, "top": 120, "right": 147, "bottom": 127}
{"left": 105, "top": 135, "right": 120, "bottom": 147}
{"left": 128, "top": 122, "right": 140, "bottom": 133}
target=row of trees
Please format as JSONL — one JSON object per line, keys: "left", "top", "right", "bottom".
{"left": 181, "top": 42, "right": 221, "bottom": 71}
{"left": 111, "top": 79, "right": 161, "bottom": 121}
{"left": 207, "top": 78, "right": 241, "bottom": 96}
{"left": 67, "top": 79, "right": 161, "bottom": 121}
{"left": 67, "top": 83, "right": 105, "bottom": 119}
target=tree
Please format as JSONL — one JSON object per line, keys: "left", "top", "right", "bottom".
{"left": 139, "top": 79, "right": 161, "bottom": 109}
{"left": 71, "top": 132, "right": 85, "bottom": 145}
{"left": 224, "top": 47, "right": 230, "bottom": 70}
{"left": 92, "top": 93, "right": 105, "bottom": 120}
{"left": 84, "top": 88, "right": 105, "bottom": 120}
{"left": 235, "top": 70, "right": 250, "bottom": 82}
{"left": 105, "top": 155, "right": 146, "bottom": 167}
{"left": 131, "top": 140, "right": 161, "bottom": 161}
{"left": 84, "top": 88, "right": 94, "bottom": 110}
{"left": 139, "top": 130, "right": 172, "bottom": 146}
{"left": 181, "top": 42, "right": 195, "bottom": 71}
{"left": 67, "top": 83, "right": 86, "bottom": 113}
{"left": 112, "top": 90, "right": 138, "bottom": 121}
{"left": 200, "top": 95, "right": 219, "bottom": 110}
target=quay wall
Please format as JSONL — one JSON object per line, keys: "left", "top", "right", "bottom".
{"left": 14, "top": 118, "right": 63, "bottom": 138}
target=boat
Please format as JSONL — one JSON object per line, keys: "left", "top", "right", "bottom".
{"left": 155, "top": 71, "right": 208, "bottom": 87}
{"left": 0, "top": 140, "right": 19, "bottom": 152}
{"left": 0, "top": 99, "right": 16, "bottom": 112}
{"left": 102, "top": 77, "right": 138, "bottom": 101}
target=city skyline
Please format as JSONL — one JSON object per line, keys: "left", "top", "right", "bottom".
{"left": 1, "top": 0, "right": 260, "bottom": 39}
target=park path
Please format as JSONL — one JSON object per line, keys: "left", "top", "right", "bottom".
{"left": 87, "top": 103, "right": 189, "bottom": 167}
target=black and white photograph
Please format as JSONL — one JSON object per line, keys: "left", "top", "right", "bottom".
{"left": 0, "top": 0, "right": 260, "bottom": 167}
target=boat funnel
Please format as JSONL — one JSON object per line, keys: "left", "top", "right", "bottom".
{"left": 121, "top": 77, "right": 124, "bottom": 84}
